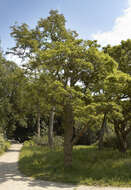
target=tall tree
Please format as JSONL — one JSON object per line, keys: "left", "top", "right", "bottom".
{"left": 10, "top": 10, "right": 118, "bottom": 167}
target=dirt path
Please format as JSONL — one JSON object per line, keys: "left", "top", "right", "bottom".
{"left": 0, "top": 144, "right": 131, "bottom": 190}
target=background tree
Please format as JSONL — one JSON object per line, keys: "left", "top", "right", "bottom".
{"left": 103, "top": 40, "right": 131, "bottom": 152}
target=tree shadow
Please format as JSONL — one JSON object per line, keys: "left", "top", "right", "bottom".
{"left": 18, "top": 145, "right": 131, "bottom": 186}
{"left": 0, "top": 151, "right": 75, "bottom": 189}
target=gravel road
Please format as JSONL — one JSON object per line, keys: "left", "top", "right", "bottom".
{"left": 0, "top": 144, "right": 131, "bottom": 190}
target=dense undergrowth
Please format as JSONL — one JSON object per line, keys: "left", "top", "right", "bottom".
{"left": 0, "top": 134, "right": 10, "bottom": 155}
{"left": 19, "top": 140, "right": 131, "bottom": 187}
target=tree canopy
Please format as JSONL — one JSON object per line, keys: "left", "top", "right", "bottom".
{"left": 0, "top": 10, "right": 131, "bottom": 167}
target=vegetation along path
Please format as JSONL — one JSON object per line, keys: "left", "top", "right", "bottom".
{"left": 0, "top": 144, "right": 131, "bottom": 190}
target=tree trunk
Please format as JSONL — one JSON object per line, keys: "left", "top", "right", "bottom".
{"left": 72, "top": 125, "right": 87, "bottom": 146}
{"left": 114, "top": 125, "right": 127, "bottom": 153}
{"left": 98, "top": 113, "right": 107, "bottom": 150}
{"left": 63, "top": 103, "right": 74, "bottom": 168}
{"left": 37, "top": 111, "right": 41, "bottom": 137}
{"left": 120, "top": 136, "right": 127, "bottom": 153}
{"left": 48, "top": 107, "right": 55, "bottom": 148}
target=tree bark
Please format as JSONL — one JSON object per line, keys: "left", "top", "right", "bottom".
{"left": 48, "top": 107, "right": 55, "bottom": 148}
{"left": 72, "top": 125, "right": 88, "bottom": 146}
{"left": 63, "top": 103, "right": 74, "bottom": 168}
{"left": 98, "top": 113, "right": 107, "bottom": 150}
{"left": 114, "top": 125, "right": 127, "bottom": 153}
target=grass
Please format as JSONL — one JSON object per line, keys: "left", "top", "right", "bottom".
{"left": 19, "top": 141, "right": 131, "bottom": 187}
{"left": 0, "top": 141, "right": 11, "bottom": 156}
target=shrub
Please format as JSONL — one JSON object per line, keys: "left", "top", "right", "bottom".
{"left": 53, "top": 135, "right": 64, "bottom": 147}
{"left": 0, "top": 133, "right": 10, "bottom": 154}
{"left": 103, "top": 132, "right": 131, "bottom": 149}
{"left": 32, "top": 135, "right": 64, "bottom": 148}
{"left": 23, "top": 140, "right": 35, "bottom": 146}
{"left": 103, "top": 134, "right": 118, "bottom": 149}
{"left": 0, "top": 134, "right": 5, "bottom": 150}
{"left": 32, "top": 135, "right": 48, "bottom": 146}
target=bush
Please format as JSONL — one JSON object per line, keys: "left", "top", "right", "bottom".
{"left": 103, "top": 132, "right": 131, "bottom": 150}
{"left": 32, "top": 135, "right": 64, "bottom": 148}
{"left": 23, "top": 140, "right": 35, "bottom": 146}
{"left": 32, "top": 135, "right": 48, "bottom": 146}
{"left": 0, "top": 133, "right": 10, "bottom": 155}
{"left": 0, "top": 134, "right": 5, "bottom": 150}
{"left": 53, "top": 136, "right": 64, "bottom": 147}
{"left": 103, "top": 134, "right": 118, "bottom": 149}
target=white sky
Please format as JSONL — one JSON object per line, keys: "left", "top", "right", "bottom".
{"left": 6, "top": 54, "right": 23, "bottom": 66}
{"left": 92, "top": 0, "right": 131, "bottom": 46}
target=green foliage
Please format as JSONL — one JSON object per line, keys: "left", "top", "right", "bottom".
{"left": 0, "top": 9, "right": 130, "bottom": 171}
{"left": 103, "top": 39, "right": 131, "bottom": 75}
{"left": 0, "top": 134, "right": 5, "bottom": 149}
{"left": 103, "top": 132, "right": 131, "bottom": 149}
{"left": 127, "top": 132, "right": 131, "bottom": 148}
{"left": 0, "top": 50, "right": 28, "bottom": 139}
{"left": 32, "top": 135, "right": 64, "bottom": 148}
{"left": 9, "top": 10, "right": 131, "bottom": 159}
{"left": 19, "top": 143, "right": 131, "bottom": 186}
{"left": 103, "top": 134, "right": 118, "bottom": 149}
{"left": 0, "top": 134, "right": 10, "bottom": 155}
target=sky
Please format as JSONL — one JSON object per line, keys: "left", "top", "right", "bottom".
{"left": 0, "top": 0, "right": 130, "bottom": 61}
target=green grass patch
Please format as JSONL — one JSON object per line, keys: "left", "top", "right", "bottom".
{"left": 19, "top": 141, "right": 131, "bottom": 187}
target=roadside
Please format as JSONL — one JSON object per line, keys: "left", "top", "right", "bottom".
{"left": 0, "top": 144, "right": 131, "bottom": 190}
